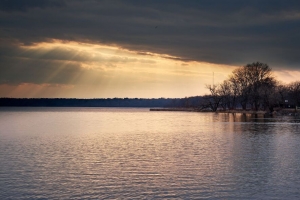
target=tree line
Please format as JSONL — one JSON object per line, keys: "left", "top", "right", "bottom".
{"left": 0, "top": 97, "right": 202, "bottom": 108}
{"left": 201, "top": 62, "right": 300, "bottom": 112}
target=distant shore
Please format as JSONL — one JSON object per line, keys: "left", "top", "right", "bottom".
{"left": 150, "top": 108, "right": 266, "bottom": 114}
{"left": 150, "top": 108, "right": 300, "bottom": 116}
{"left": 150, "top": 108, "right": 198, "bottom": 112}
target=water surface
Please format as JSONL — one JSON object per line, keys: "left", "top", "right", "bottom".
{"left": 1, "top": 108, "right": 300, "bottom": 199}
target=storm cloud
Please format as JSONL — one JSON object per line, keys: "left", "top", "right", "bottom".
{"left": 1, "top": 0, "right": 300, "bottom": 98}
{"left": 0, "top": 0, "right": 300, "bottom": 69}
{"left": 0, "top": 0, "right": 65, "bottom": 12}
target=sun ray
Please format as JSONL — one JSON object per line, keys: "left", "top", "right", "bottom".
{"left": 2, "top": 39, "right": 241, "bottom": 98}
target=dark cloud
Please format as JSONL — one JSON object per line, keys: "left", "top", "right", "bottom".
{"left": 0, "top": 45, "right": 93, "bottom": 62}
{"left": 0, "top": 42, "right": 159, "bottom": 84}
{"left": 0, "top": 43, "right": 154, "bottom": 65}
{"left": 1, "top": 0, "right": 300, "bottom": 71}
{"left": 0, "top": 0, "right": 65, "bottom": 12}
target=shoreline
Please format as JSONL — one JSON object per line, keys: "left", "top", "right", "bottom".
{"left": 150, "top": 108, "right": 300, "bottom": 115}
{"left": 150, "top": 108, "right": 267, "bottom": 114}
{"left": 150, "top": 108, "right": 198, "bottom": 112}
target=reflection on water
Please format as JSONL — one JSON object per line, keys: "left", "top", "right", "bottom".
{"left": 0, "top": 108, "right": 300, "bottom": 199}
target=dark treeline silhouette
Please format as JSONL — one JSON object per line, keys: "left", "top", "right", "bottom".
{"left": 202, "top": 62, "right": 300, "bottom": 112}
{"left": 0, "top": 97, "right": 204, "bottom": 108}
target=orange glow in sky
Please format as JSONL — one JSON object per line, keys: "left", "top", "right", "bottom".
{"left": 1, "top": 40, "right": 298, "bottom": 98}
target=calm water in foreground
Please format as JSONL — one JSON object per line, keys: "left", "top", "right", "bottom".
{"left": 1, "top": 108, "right": 300, "bottom": 199}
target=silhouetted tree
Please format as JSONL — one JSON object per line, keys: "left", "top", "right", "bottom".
{"left": 218, "top": 80, "right": 238, "bottom": 110}
{"left": 287, "top": 81, "right": 300, "bottom": 110}
{"left": 203, "top": 62, "right": 283, "bottom": 112}
{"left": 273, "top": 83, "right": 289, "bottom": 108}
{"left": 229, "top": 62, "right": 274, "bottom": 110}
{"left": 258, "top": 80, "right": 277, "bottom": 112}
{"left": 229, "top": 68, "right": 251, "bottom": 110}
{"left": 204, "top": 84, "right": 223, "bottom": 111}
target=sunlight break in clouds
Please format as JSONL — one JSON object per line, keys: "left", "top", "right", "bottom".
{"left": 1, "top": 40, "right": 236, "bottom": 98}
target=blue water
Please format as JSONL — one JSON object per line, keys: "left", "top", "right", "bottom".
{"left": 0, "top": 107, "right": 300, "bottom": 199}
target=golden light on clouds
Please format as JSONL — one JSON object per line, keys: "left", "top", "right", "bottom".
{"left": 0, "top": 83, "right": 73, "bottom": 98}
{"left": 273, "top": 70, "right": 300, "bottom": 84}
{"left": 2, "top": 39, "right": 297, "bottom": 98}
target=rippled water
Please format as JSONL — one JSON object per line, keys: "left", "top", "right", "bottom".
{"left": 1, "top": 108, "right": 300, "bottom": 199}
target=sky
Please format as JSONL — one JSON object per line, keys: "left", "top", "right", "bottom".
{"left": 1, "top": 0, "right": 300, "bottom": 98}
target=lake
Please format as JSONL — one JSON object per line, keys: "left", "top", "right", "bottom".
{"left": 1, "top": 107, "right": 300, "bottom": 199}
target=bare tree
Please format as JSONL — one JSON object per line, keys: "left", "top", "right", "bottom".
{"left": 202, "top": 62, "right": 300, "bottom": 113}
{"left": 258, "top": 80, "right": 277, "bottom": 112}
{"left": 203, "top": 84, "right": 223, "bottom": 111}
{"left": 276, "top": 83, "right": 289, "bottom": 108}
{"left": 287, "top": 81, "right": 300, "bottom": 110}
{"left": 218, "top": 80, "right": 238, "bottom": 110}
{"left": 229, "top": 62, "right": 274, "bottom": 110}
{"left": 229, "top": 68, "right": 251, "bottom": 110}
